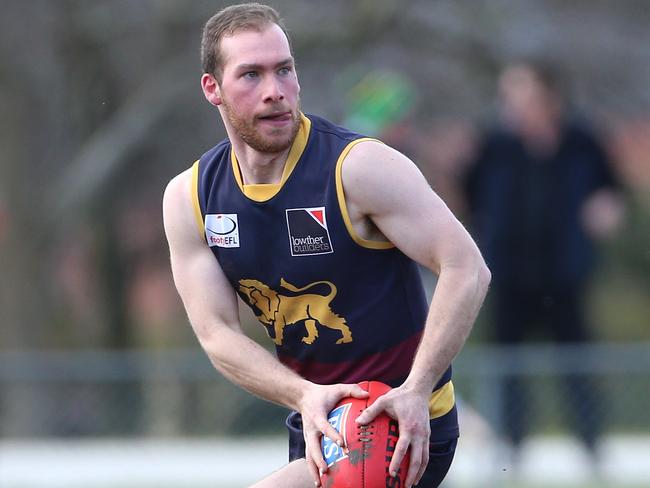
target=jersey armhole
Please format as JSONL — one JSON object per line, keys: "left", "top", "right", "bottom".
{"left": 190, "top": 160, "right": 204, "bottom": 239}
{"left": 335, "top": 138, "right": 395, "bottom": 250}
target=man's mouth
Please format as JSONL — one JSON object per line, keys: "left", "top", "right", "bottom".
{"left": 258, "top": 111, "right": 292, "bottom": 121}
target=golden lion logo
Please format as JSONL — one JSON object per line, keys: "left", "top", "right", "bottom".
{"left": 238, "top": 278, "right": 353, "bottom": 346}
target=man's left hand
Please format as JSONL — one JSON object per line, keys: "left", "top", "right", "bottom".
{"left": 355, "top": 386, "right": 431, "bottom": 488}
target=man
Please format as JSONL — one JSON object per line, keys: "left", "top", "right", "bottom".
{"left": 163, "top": 4, "right": 490, "bottom": 487}
{"left": 465, "top": 60, "right": 622, "bottom": 457}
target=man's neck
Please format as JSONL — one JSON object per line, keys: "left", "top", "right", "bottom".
{"left": 231, "top": 139, "right": 290, "bottom": 185}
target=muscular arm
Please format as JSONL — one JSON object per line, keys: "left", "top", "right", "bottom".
{"left": 163, "top": 169, "right": 309, "bottom": 409}
{"left": 343, "top": 141, "right": 491, "bottom": 485}
{"left": 163, "top": 169, "right": 366, "bottom": 485}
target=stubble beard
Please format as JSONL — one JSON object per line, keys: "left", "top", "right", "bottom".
{"left": 222, "top": 99, "right": 301, "bottom": 154}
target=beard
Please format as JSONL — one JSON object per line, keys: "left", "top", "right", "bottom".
{"left": 221, "top": 98, "right": 301, "bottom": 154}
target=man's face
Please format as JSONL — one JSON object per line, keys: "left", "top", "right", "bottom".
{"left": 217, "top": 24, "right": 301, "bottom": 153}
{"left": 498, "top": 66, "right": 558, "bottom": 127}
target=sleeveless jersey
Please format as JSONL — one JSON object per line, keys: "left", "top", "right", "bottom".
{"left": 192, "top": 113, "right": 458, "bottom": 439}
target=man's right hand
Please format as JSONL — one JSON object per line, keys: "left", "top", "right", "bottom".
{"left": 298, "top": 383, "right": 369, "bottom": 487}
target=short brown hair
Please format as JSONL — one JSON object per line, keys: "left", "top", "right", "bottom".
{"left": 507, "top": 57, "right": 565, "bottom": 97}
{"left": 201, "top": 3, "right": 291, "bottom": 79}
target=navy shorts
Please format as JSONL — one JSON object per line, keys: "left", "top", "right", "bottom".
{"left": 286, "top": 411, "right": 457, "bottom": 487}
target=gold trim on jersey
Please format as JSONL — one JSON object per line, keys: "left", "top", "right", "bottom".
{"left": 190, "top": 160, "right": 204, "bottom": 237}
{"left": 239, "top": 183, "right": 281, "bottom": 201}
{"left": 231, "top": 113, "right": 312, "bottom": 202}
{"left": 335, "top": 139, "right": 395, "bottom": 249}
{"left": 428, "top": 381, "right": 455, "bottom": 419}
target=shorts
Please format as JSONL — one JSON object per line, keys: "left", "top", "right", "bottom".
{"left": 286, "top": 411, "right": 457, "bottom": 487}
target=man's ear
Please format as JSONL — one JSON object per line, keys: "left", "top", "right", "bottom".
{"left": 201, "top": 73, "right": 222, "bottom": 106}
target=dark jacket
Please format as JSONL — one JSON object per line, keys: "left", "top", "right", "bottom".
{"left": 465, "top": 119, "right": 618, "bottom": 288}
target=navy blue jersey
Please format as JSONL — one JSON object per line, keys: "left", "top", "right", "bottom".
{"left": 192, "top": 113, "right": 457, "bottom": 438}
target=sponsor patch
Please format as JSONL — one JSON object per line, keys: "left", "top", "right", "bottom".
{"left": 205, "top": 214, "right": 239, "bottom": 248}
{"left": 322, "top": 402, "right": 351, "bottom": 467}
{"left": 286, "top": 207, "right": 333, "bottom": 256}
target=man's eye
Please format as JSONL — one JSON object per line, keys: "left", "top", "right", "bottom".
{"left": 243, "top": 71, "right": 258, "bottom": 79}
{"left": 278, "top": 67, "right": 291, "bottom": 75}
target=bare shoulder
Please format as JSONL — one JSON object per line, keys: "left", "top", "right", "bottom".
{"left": 342, "top": 139, "right": 431, "bottom": 215}
{"left": 341, "top": 139, "right": 480, "bottom": 271}
{"left": 163, "top": 168, "right": 193, "bottom": 211}
{"left": 343, "top": 139, "right": 421, "bottom": 179}
{"left": 163, "top": 167, "right": 202, "bottom": 249}
{"left": 162, "top": 166, "right": 240, "bottom": 331}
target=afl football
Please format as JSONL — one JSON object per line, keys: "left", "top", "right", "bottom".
{"left": 320, "top": 381, "right": 409, "bottom": 488}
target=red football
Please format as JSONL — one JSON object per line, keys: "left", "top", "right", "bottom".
{"left": 320, "top": 381, "right": 409, "bottom": 488}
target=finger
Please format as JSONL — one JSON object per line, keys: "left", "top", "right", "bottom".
{"left": 322, "top": 421, "right": 345, "bottom": 449}
{"left": 307, "top": 430, "right": 329, "bottom": 476}
{"left": 413, "top": 441, "right": 429, "bottom": 486}
{"left": 306, "top": 455, "right": 321, "bottom": 487}
{"left": 355, "top": 399, "right": 383, "bottom": 425}
{"left": 405, "top": 439, "right": 425, "bottom": 488}
{"left": 315, "top": 414, "right": 345, "bottom": 449}
{"left": 322, "top": 422, "right": 345, "bottom": 447}
{"left": 347, "top": 384, "right": 370, "bottom": 399}
{"left": 389, "top": 435, "right": 413, "bottom": 479}
{"left": 304, "top": 427, "right": 324, "bottom": 485}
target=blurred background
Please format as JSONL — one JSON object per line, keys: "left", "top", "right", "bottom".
{"left": 1, "top": 0, "right": 649, "bottom": 487}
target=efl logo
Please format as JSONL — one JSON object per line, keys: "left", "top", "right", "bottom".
{"left": 286, "top": 207, "right": 333, "bottom": 257}
{"left": 205, "top": 214, "right": 240, "bottom": 248}
{"left": 322, "top": 403, "right": 351, "bottom": 467}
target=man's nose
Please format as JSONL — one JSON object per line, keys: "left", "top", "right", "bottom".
{"left": 263, "top": 75, "right": 284, "bottom": 102}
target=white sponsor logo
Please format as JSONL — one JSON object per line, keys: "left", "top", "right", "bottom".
{"left": 286, "top": 206, "right": 334, "bottom": 256}
{"left": 205, "top": 214, "right": 239, "bottom": 248}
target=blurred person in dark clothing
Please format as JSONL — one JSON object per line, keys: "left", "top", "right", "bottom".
{"left": 464, "top": 59, "right": 623, "bottom": 455}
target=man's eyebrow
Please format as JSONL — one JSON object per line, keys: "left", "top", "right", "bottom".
{"left": 236, "top": 58, "right": 294, "bottom": 71}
